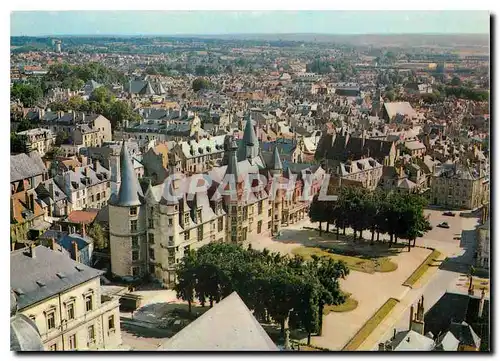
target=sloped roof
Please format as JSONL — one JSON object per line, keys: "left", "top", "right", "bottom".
{"left": 448, "top": 321, "right": 481, "bottom": 349}
{"left": 158, "top": 292, "right": 278, "bottom": 351}
{"left": 10, "top": 246, "right": 103, "bottom": 310}
{"left": 111, "top": 141, "right": 144, "bottom": 207}
{"left": 391, "top": 330, "right": 435, "bottom": 351}
{"left": 384, "top": 102, "right": 417, "bottom": 120}
{"left": 65, "top": 209, "right": 99, "bottom": 224}
{"left": 10, "top": 152, "right": 47, "bottom": 183}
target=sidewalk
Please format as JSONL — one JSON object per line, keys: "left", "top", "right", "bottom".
{"left": 356, "top": 250, "right": 446, "bottom": 351}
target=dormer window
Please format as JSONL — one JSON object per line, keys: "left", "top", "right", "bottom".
{"left": 130, "top": 207, "right": 138, "bottom": 216}
{"left": 196, "top": 209, "right": 202, "bottom": 223}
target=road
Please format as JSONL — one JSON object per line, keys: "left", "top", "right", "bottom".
{"left": 373, "top": 210, "right": 481, "bottom": 349}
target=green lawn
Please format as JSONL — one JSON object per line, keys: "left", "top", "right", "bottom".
{"left": 342, "top": 298, "right": 399, "bottom": 351}
{"left": 292, "top": 246, "right": 397, "bottom": 274}
{"left": 403, "top": 250, "right": 442, "bottom": 287}
{"left": 324, "top": 297, "right": 359, "bottom": 314}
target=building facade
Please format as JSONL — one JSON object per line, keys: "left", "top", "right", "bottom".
{"left": 16, "top": 128, "right": 56, "bottom": 156}
{"left": 11, "top": 246, "right": 122, "bottom": 351}
{"left": 109, "top": 118, "right": 324, "bottom": 288}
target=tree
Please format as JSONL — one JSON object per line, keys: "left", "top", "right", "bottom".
{"left": 386, "top": 90, "right": 396, "bottom": 101}
{"left": 10, "top": 133, "right": 24, "bottom": 154}
{"left": 309, "top": 195, "right": 328, "bottom": 236}
{"left": 11, "top": 83, "right": 43, "bottom": 107}
{"left": 87, "top": 223, "right": 107, "bottom": 250}
{"left": 174, "top": 250, "right": 198, "bottom": 313}
{"left": 174, "top": 242, "right": 349, "bottom": 344}
{"left": 192, "top": 77, "right": 212, "bottom": 92}
{"left": 90, "top": 87, "right": 115, "bottom": 104}
{"left": 450, "top": 76, "right": 462, "bottom": 87}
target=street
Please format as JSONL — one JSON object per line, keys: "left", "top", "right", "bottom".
{"left": 373, "top": 210, "right": 482, "bottom": 349}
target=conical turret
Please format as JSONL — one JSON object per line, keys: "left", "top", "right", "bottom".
{"left": 112, "top": 141, "right": 143, "bottom": 207}
{"left": 271, "top": 145, "right": 283, "bottom": 171}
{"left": 237, "top": 116, "right": 260, "bottom": 161}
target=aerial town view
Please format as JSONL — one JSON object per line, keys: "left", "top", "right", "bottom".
{"left": 10, "top": 10, "right": 490, "bottom": 352}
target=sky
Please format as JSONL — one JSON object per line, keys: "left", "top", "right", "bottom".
{"left": 11, "top": 11, "right": 490, "bottom": 36}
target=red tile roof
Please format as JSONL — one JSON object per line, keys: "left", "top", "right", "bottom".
{"left": 66, "top": 210, "right": 99, "bottom": 225}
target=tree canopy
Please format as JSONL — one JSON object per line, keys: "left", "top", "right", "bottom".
{"left": 192, "top": 77, "right": 213, "bottom": 92}
{"left": 11, "top": 83, "right": 43, "bottom": 107}
{"left": 174, "top": 242, "right": 349, "bottom": 344}
{"left": 309, "top": 186, "right": 431, "bottom": 250}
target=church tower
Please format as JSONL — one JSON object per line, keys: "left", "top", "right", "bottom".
{"left": 109, "top": 141, "right": 146, "bottom": 278}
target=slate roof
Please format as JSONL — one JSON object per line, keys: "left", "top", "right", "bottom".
{"left": 10, "top": 246, "right": 104, "bottom": 310}
{"left": 315, "top": 133, "right": 394, "bottom": 164}
{"left": 11, "top": 312, "right": 44, "bottom": 351}
{"left": 434, "top": 331, "right": 460, "bottom": 351}
{"left": 10, "top": 152, "right": 47, "bottom": 183}
{"left": 58, "top": 234, "right": 93, "bottom": 252}
{"left": 178, "top": 135, "right": 226, "bottom": 159}
{"left": 111, "top": 141, "right": 144, "bottom": 207}
{"left": 390, "top": 330, "right": 435, "bottom": 351}
{"left": 448, "top": 322, "right": 481, "bottom": 349}
{"left": 424, "top": 292, "right": 487, "bottom": 341}
{"left": 34, "top": 179, "right": 66, "bottom": 206}
{"left": 270, "top": 145, "right": 283, "bottom": 170}
{"left": 237, "top": 117, "right": 260, "bottom": 161}
{"left": 158, "top": 292, "right": 278, "bottom": 351}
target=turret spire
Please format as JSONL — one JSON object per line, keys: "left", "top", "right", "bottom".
{"left": 113, "top": 141, "right": 143, "bottom": 206}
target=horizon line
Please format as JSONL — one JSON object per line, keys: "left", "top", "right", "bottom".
{"left": 11, "top": 31, "right": 490, "bottom": 37}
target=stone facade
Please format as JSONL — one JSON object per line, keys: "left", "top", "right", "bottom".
{"left": 19, "top": 277, "right": 121, "bottom": 351}
{"left": 108, "top": 119, "right": 324, "bottom": 288}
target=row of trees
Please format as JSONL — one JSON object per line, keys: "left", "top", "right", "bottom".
{"left": 44, "top": 62, "right": 127, "bottom": 89}
{"left": 48, "top": 88, "right": 141, "bottom": 130}
{"left": 309, "top": 187, "right": 431, "bottom": 251}
{"left": 175, "top": 242, "right": 349, "bottom": 345}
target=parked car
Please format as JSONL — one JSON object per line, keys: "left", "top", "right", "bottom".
{"left": 437, "top": 222, "right": 450, "bottom": 229}
{"left": 443, "top": 211, "right": 456, "bottom": 217}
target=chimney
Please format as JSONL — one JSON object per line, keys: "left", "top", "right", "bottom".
{"left": 49, "top": 182, "right": 54, "bottom": 198}
{"left": 82, "top": 224, "right": 86, "bottom": 238}
{"left": 10, "top": 197, "right": 16, "bottom": 222}
{"left": 409, "top": 299, "right": 425, "bottom": 335}
{"left": 409, "top": 305, "right": 414, "bottom": 330}
{"left": 29, "top": 243, "right": 36, "bottom": 258}
{"left": 93, "top": 159, "right": 100, "bottom": 171}
{"left": 29, "top": 193, "right": 35, "bottom": 212}
{"left": 468, "top": 275, "right": 475, "bottom": 296}
{"left": 51, "top": 238, "right": 57, "bottom": 251}
{"left": 72, "top": 240, "right": 78, "bottom": 261}
{"left": 478, "top": 288, "right": 486, "bottom": 319}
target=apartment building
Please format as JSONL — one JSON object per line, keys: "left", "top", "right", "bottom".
{"left": 54, "top": 162, "right": 111, "bottom": 212}
{"left": 36, "top": 111, "right": 112, "bottom": 146}
{"left": 333, "top": 157, "right": 384, "bottom": 191}
{"left": 11, "top": 245, "right": 122, "bottom": 351}
{"left": 16, "top": 128, "right": 56, "bottom": 156}
{"left": 430, "top": 163, "right": 489, "bottom": 210}
{"left": 169, "top": 135, "right": 226, "bottom": 174}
